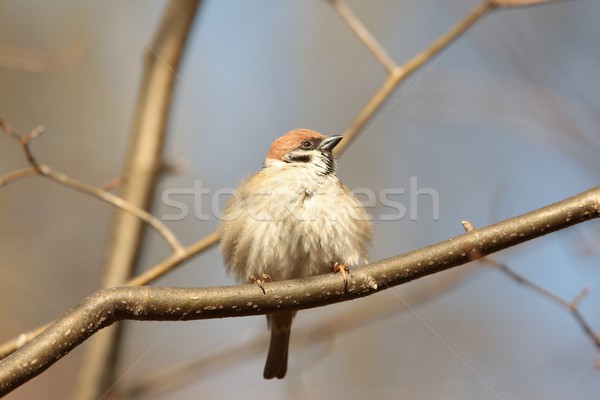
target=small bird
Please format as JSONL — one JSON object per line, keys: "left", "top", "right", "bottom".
{"left": 219, "top": 128, "right": 372, "bottom": 379}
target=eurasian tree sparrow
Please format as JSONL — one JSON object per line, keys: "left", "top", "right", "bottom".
{"left": 219, "top": 128, "right": 372, "bottom": 379}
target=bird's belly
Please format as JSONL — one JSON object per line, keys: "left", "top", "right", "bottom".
{"left": 242, "top": 194, "right": 360, "bottom": 281}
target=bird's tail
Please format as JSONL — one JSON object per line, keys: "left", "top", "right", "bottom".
{"left": 264, "top": 311, "right": 295, "bottom": 379}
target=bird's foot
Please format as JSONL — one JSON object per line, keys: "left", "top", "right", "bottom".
{"left": 250, "top": 274, "right": 272, "bottom": 294}
{"left": 333, "top": 262, "right": 349, "bottom": 294}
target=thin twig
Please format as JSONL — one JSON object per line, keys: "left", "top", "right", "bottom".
{"left": 44, "top": 167, "right": 184, "bottom": 253}
{"left": 20, "top": 125, "right": 46, "bottom": 168}
{"left": 570, "top": 287, "right": 589, "bottom": 309}
{"left": 0, "top": 167, "right": 37, "bottom": 188}
{"left": 493, "top": 0, "right": 568, "bottom": 7}
{"left": 328, "top": 0, "right": 397, "bottom": 73}
{"left": 331, "top": 0, "right": 565, "bottom": 155}
{"left": 1, "top": 185, "right": 599, "bottom": 396}
{"left": 0, "top": 118, "right": 20, "bottom": 141}
{"left": 462, "top": 220, "right": 600, "bottom": 352}
{"left": 127, "top": 231, "right": 220, "bottom": 286}
{"left": 100, "top": 176, "right": 127, "bottom": 192}
{"left": 0, "top": 121, "right": 184, "bottom": 254}
{"left": 334, "top": 1, "right": 495, "bottom": 154}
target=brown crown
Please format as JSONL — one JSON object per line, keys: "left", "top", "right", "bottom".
{"left": 266, "top": 128, "right": 325, "bottom": 161}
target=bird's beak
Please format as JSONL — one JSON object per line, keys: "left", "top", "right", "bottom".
{"left": 319, "top": 135, "right": 343, "bottom": 152}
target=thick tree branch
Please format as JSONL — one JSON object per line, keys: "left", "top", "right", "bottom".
{"left": 74, "top": 1, "right": 202, "bottom": 399}
{"left": 1, "top": 186, "right": 598, "bottom": 397}
{"left": 0, "top": 231, "right": 220, "bottom": 360}
{"left": 120, "top": 267, "right": 474, "bottom": 398}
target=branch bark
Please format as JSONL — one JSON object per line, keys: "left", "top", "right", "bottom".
{"left": 74, "top": 2, "right": 202, "bottom": 399}
{"left": 1, "top": 185, "right": 598, "bottom": 397}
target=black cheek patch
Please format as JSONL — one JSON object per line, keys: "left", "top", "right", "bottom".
{"left": 289, "top": 154, "right": 311, "bottom": 163}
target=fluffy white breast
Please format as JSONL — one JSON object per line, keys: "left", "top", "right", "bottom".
{"left": 220, "top": 163, "right": 371, "bottom": 283}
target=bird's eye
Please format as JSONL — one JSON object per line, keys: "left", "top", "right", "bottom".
{"left": 300, "top": 140, "right": 313, "bottom": 149}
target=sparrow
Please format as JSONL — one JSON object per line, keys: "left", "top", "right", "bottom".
{"left": 219, "top": 128, "right": 372, "bottom": 379}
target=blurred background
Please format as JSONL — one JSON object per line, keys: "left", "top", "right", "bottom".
{"left": 1, "top": 0, "right": 600, "bottom": 399}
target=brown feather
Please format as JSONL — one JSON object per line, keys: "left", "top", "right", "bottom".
{"left": 266, "top": 128, "right": 325, "bottom": 161}
{"left": 264, "top": 311, "right": 296, "bottom": 379}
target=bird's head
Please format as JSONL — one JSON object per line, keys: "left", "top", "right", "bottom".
{"left": 264, "top": 128, "right": 343, "bottom": 175}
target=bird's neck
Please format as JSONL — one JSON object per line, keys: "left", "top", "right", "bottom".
{"left": 259, "top": 160, "right": 339, "bottom": 195}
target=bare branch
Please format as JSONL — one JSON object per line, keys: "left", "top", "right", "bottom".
{"left": 0, "top": 167, "right": 37, "bottom": 188}
{"left": 334, "top": 1, "right": 495, "bottom": 154}
{"left": 0, "top": 326, "right": 50, "bottom": 362}
{"left": 120, "top": 268, "right": 473, "bottom": 398}
{"left": 570, "top": 287, "right": 589, "bottom": 309}
{"left": 333, "top": 0, "right": 570, "bottom": 154}
{"left": 0, "top": 120, "right": 184, "bottom": 253}
{"left": 0, "top": 185, "right": 599, "bottom": 396}
{"left": 462, "top": 220, "right": 600, "bottom": 352}
{"left": 100, "top": 176, "right": 127, "bottom": 192}
{"left": 328, "top": 0, "right": 397, "bottom": 73}
{"left": 52, "top": 167, "right": 185, "bottom": 253}
{"left": 0, "top": 231, "right": 220, "bottom": 360}
{"left": 127, "top": 231, "right": 220, "bottom": 287}
{"left": 0, "top": 118, "right": 19, "bottom": 141}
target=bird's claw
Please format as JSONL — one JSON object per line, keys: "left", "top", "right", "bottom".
{"left": 333, "top": 262, "right": 349, "bottom": 294}
{"left": 250, "top": 274, "right": 272, "bottom": 294}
